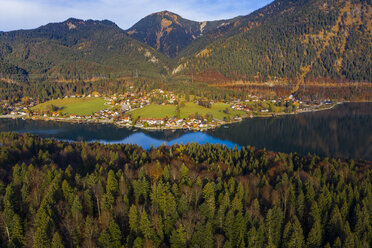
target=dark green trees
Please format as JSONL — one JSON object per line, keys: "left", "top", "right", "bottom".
{"left": 0, "top": 133, "right": 371, "bottom": 247}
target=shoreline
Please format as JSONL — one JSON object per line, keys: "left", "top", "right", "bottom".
{"left": 0, "top": 101, "right": 353, "bottom": 131}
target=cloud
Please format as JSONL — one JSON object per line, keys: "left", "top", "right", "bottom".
{"left": 0, "top": 0, "right": 273, "bottom": 31}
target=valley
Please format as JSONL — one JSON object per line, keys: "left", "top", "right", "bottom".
{"left": 0, "top": 0, "right": 371, "bottom": 248}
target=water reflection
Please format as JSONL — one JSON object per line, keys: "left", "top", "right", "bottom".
{"left": 1, "top": 103, "right": 371, "bottom": 160}
{"left": 208, "top": 102, "right": 372, "bottom": 159}
{"left": 103, "top": 132, "right": 240, "bottom": 150}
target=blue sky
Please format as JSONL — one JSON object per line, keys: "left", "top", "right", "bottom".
{"left": 0, "top": 0, "right": 273, "bottom": 31}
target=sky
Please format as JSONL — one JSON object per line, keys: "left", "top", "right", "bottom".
{"left": 0, "top": 0, "right": 273, "bottom": 31}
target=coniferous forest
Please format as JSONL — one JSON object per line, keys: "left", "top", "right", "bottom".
{"left": 182, "top": 0, "right": 372, "bottom": 82}
{"left": 0, "top": 133, "right": 370, "bottom": 248}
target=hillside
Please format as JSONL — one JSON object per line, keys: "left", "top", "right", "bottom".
{"left": 0, "top": 0, "right": 371, "bottom": 101}
{"left": 178, "top": 0, "right": 297, "bottom": 59}
{"left": 176, "top": 0, "right": 372, "bottom": 83}
{"left": 0, "top": 18, "right": 171, "bottom": 98}
{"left": 126, "top": 11, "right": 234, "bottom": 58}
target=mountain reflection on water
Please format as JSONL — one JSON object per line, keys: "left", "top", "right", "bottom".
{"left": 1, "top": 103, "right": 371, "bottom": 160}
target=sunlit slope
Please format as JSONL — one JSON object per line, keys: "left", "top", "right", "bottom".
{"left": 177, "top": 0, "right": 371, "bottom": 83}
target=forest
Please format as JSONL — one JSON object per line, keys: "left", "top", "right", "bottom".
{"left": 0, "top": 132, "right": 370, "bottom": 247}
{"left": 0, "top": 76, "right": 249, "bottom": 104}
{"left": 182, "top": 0, "right": 371, "bottom": 83}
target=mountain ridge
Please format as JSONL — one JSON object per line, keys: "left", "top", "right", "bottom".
{"left": 0, "top": 17, "right": 170, "bottom": 78}
{"left": 126, "top": 10, "right": 237, "bottom": 57}
{"left": 0, "top": 0, "right": 371, "bottom": 101}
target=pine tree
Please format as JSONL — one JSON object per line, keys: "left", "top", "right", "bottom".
{"left": 203, "top": 182, "right": 216, "bottom": 219}
{"left": 353, "top": 203, "right": 371, "bottom": 246}
{"left": 233, "top": 212, "right": 246, "bottom": 247}
{"left": 265, "top": 207, "right": 284, "bottom": 247}
{"left": 204, "top": 222, "right": 214, "bottom": 248}
{"left": 139, "top": 211, "right": 153, "bottom": 240}
{"left": 71, "top": 195, "right": 83, "bottom": 223}
{"left": 327, "top": 206, "right": 344, "bottom": 244}
{"left": 109, "top": 220, "right": 122, "bottom": 248}
{"left": 247, "top": 226, "right": 258, "bottom": 248}
{"left": 178, "top": 194, "right": 189, "bottom": 215}
{"left": 133, "top": 177, "right": 149, "bottom": 205}
{"left": 296, "top": 189, "right": 305, "bottom": 222}
{"left": 129, "top": 204, "right": 139, "bottom": 233}
{"left": 231, "top": 195, "right": 243, "bottom": 213}
{"left": 180, "top": 163, "right": 189, "bottom": 182}
{"left": 10, "top": 214, "right": 24, "bottom": 247}
{"left": 343, "top": 222, "right": 355, "bottom": 248}
{"left": 106, "top": 170, "right": 118, "bottom": 196}
{"left": 224, "top": 209, "right": 234, "bottom": 243}
{"left": 282, "top": 216, "right": 304, "bottom": 248}
{"left": 223, "top": 240, "right": 232, "bottom": 248}
{"left": 170, "top": 224, "right": 186, "bottom": 248}
{"left": 98, "top": 231, "right": 111, "bottom": 248}
{"left": 307, "top": 220, "right": 322, "bottom": 248}
{"left": 133, "top": 237, "right": 143, "bottom": 248}
{"left": 33, "top": 207, "right": 53, "bottom": 248}
{"left": 306, "top": 202, "right": 322, "bottom": 247}
{"left": 333, "top": 237, "right": 342, "bottom": 248}
{"left": 51, "top": 232, "right": 64, "bottom": 248}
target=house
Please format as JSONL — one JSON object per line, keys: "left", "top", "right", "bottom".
{"left": 123, "top": 116, "right": 131, "bottom": 123}
{"left": 155, "top": 119, "right": 164, "bottom": 125}
{"left": 121, "top": 104, "right": 131, "bottom": 112}
{"left": 199, "top": 123, "right": 207, "bottom": 128}
{"left": 284, "top": 95, "right": 294, "bottom": 101}
{"left": 92, "top": 91, "right": 100, "bottom": 97}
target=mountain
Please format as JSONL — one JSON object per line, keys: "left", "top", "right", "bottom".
{"left": 126, "top": 10, "right": 236, "bottom": 57}
{"left": 176, "top": 0, "right": 372, "bottom": 83}
{"left": 178, "top": 0, "right": 302, "bottom": 59}
{"left": 0, "top": 18, "right": 170, "bottom": 83}
{"left": 0, "top": 0, "right": 371, "bottom": 100}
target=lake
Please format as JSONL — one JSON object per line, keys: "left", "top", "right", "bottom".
{"left": 1, "top": 102, "right": 371, "bottom": 160}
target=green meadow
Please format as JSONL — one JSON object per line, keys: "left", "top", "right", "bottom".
{"left": 129, "top": 102, "right": 245, "bottom": 120}
{"left": 32, "top": 97, "right": 109, "bottom": 116}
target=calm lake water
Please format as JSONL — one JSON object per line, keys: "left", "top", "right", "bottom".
{"left": 1, "top": 103, "right": 371, "bottom": 160}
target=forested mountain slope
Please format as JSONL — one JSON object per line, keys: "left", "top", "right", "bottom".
{"left": 126, "top": 11, "right": 235, "bottom": 58}
{"left": 176, "top": 0, "right": 372, "bottom": 83}
{"left": 178, "top": 0, "right": 299, "bottom": 59}
{"left": 0, "top": 18, "right": 170, "bottom": 83}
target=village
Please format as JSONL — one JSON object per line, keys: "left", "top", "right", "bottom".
{"left": 0, "top": 88, "right": 336, "bottom": 131}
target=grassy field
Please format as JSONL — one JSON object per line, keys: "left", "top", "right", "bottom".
{"left": 129, "top": 105, "right": 176, "bottom": 119}
{"left": 32, "top": 97, "right": 109, "bottom": 116}
{"left": 129, "top": 102, "right": 245, "bottom": 120}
